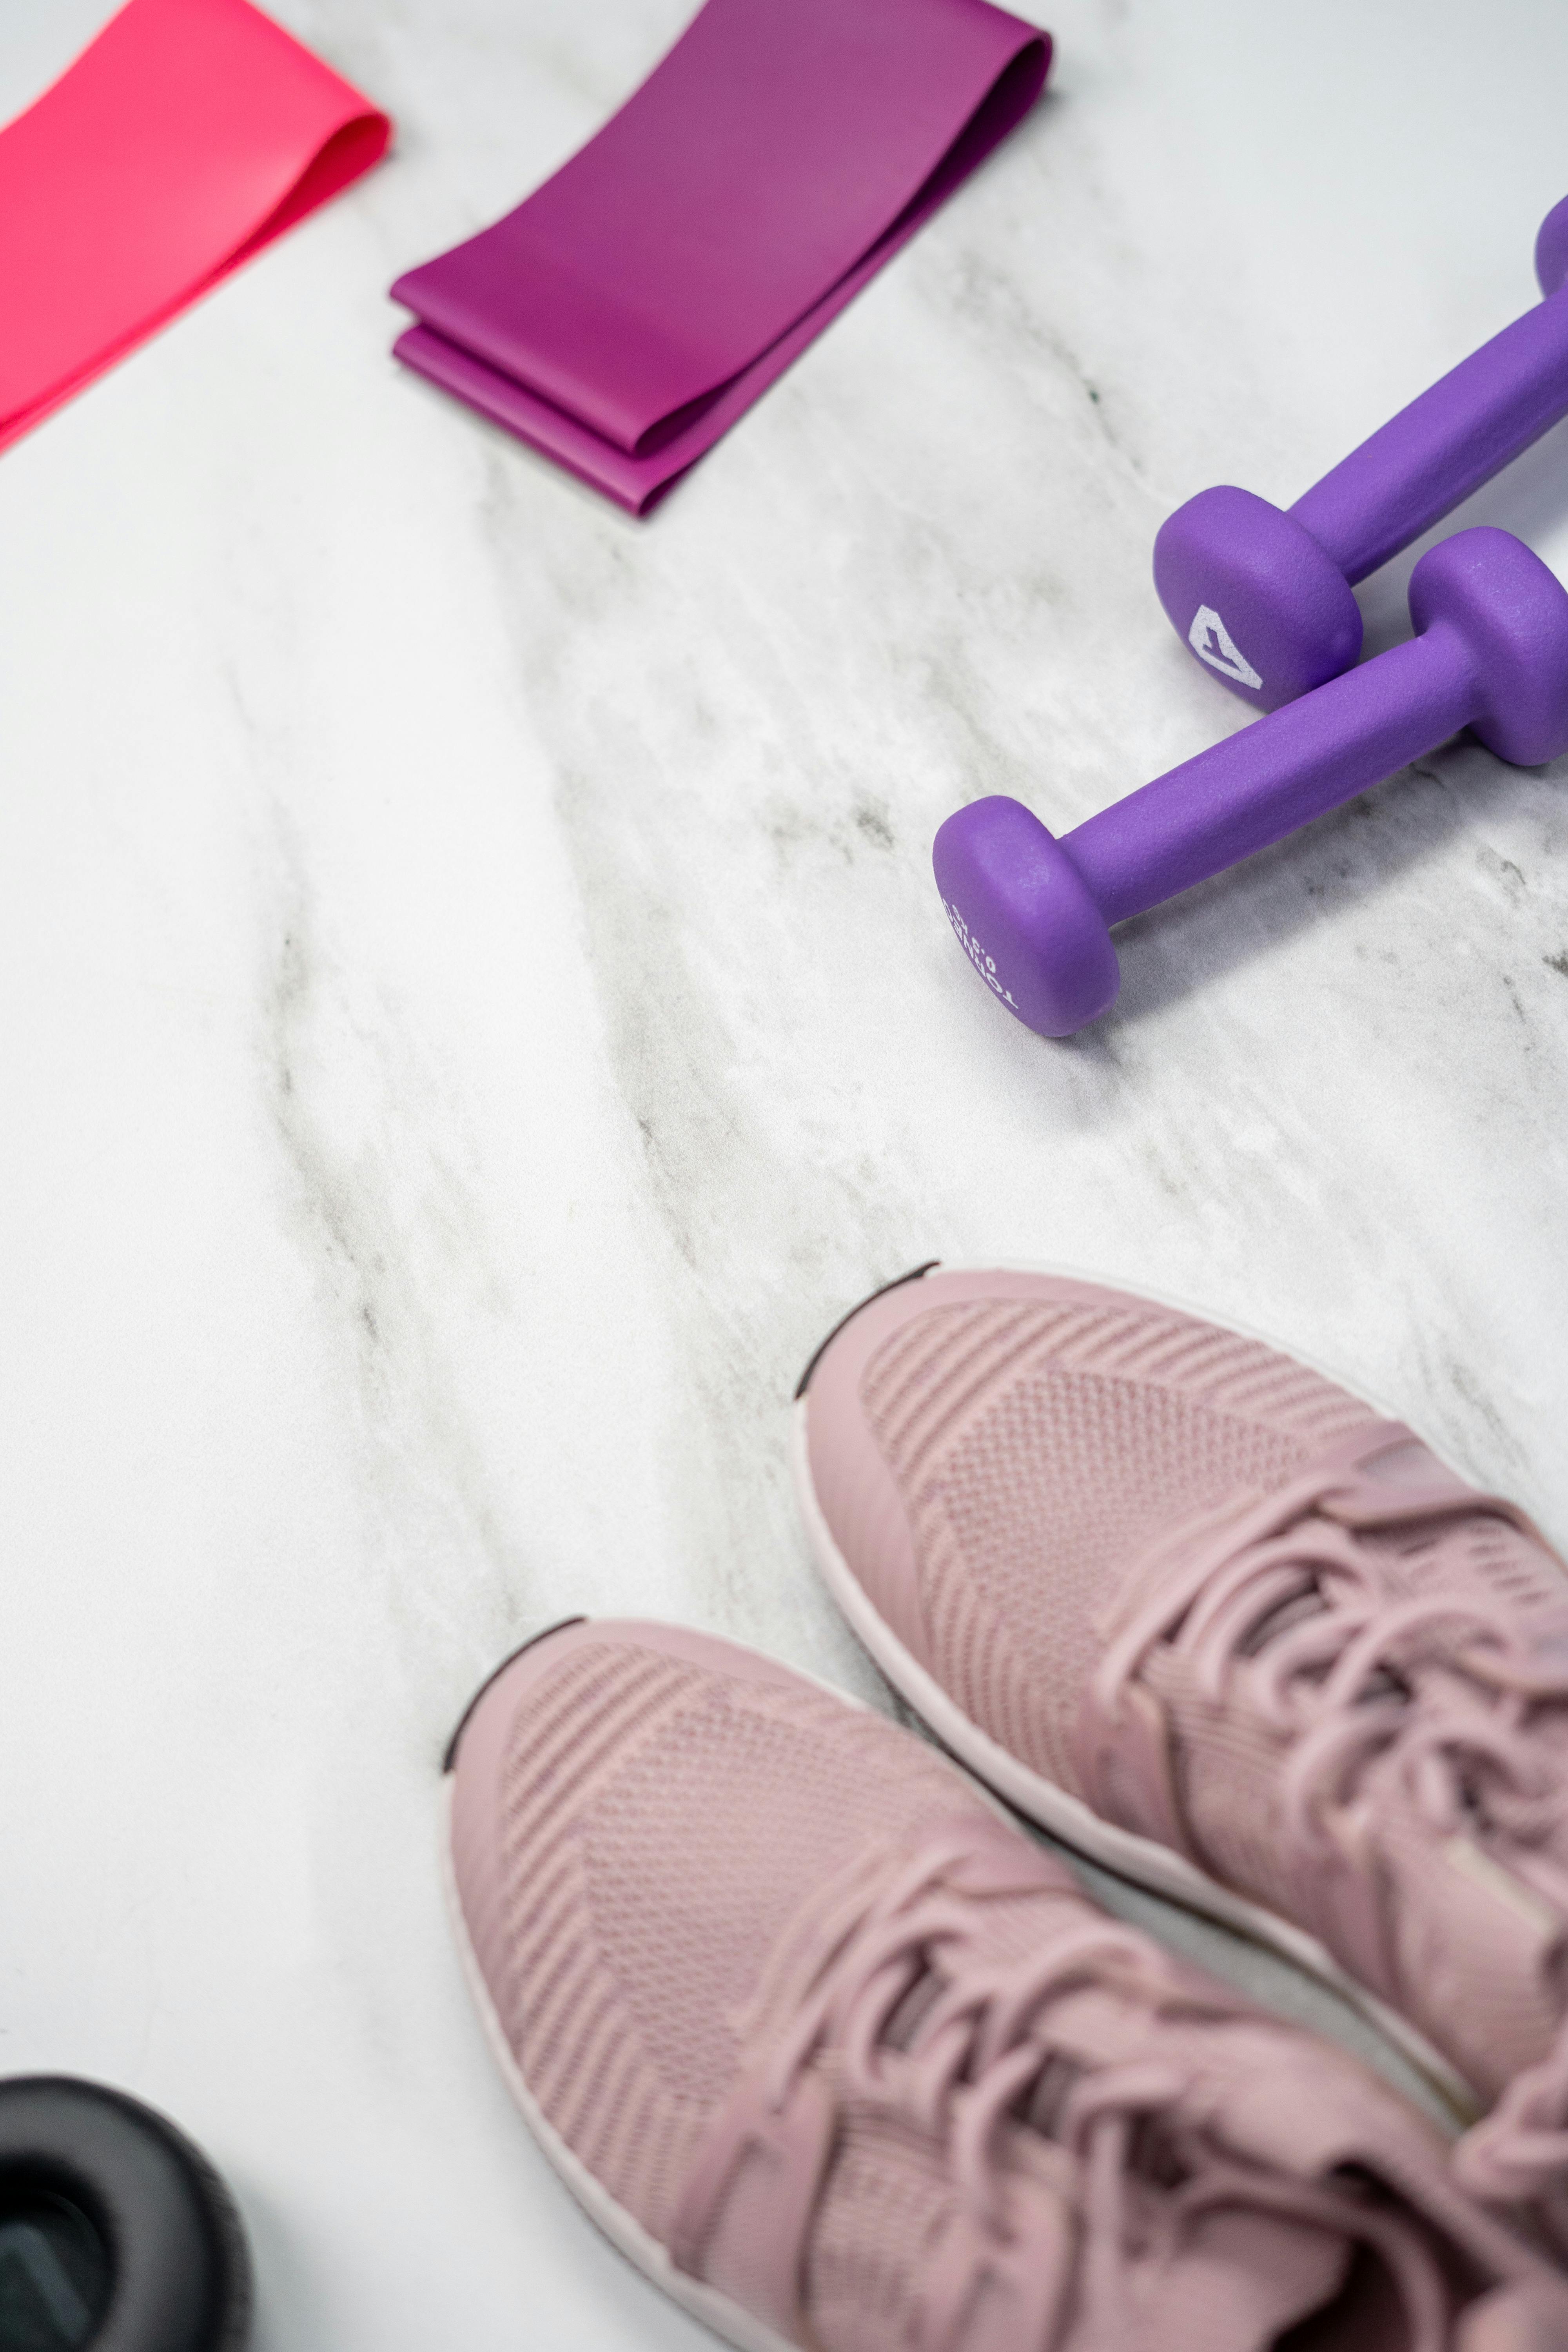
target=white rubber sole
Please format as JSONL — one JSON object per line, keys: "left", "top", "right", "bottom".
{"left": 439, "top": 1773, "right": 800, "bottom": 2352}
{"left": 788, "top": 1261, "right": 1485, "bottom": 2123}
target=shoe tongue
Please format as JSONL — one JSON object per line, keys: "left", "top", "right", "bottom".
{"left": 1303, "top": 1428, "right": 1568, "bottom": 1631}
{"left": 1127, "top": 1419, "right": 1561, "bottom": 1627}
{"left": 800, "top": 2098, "right": 974, "bottom": 2348}
{"left": 1093, "top": 2209, "right": 1352, "bottom": 2352}
{"left": 800, "top": 1920, "right": 1382, "bottom": 2352}
{"left": 882, "top": 1962, "right": 947, "bottom": 2051}
{"left": 799, "top": 2093, "right": 1358, "bottom": 2352}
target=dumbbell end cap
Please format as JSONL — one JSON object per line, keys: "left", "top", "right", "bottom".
{"left": 1535, "top": 195, "right": 1568, "bottom": 298}
{"left": 933, "top": 796, "right": 1120, "bottom": 1037}
{"left": 1410, "top": 527, "right": 1568, "bottom": 768}
{"left": 1155, "top": 486, "right": 1363, "bottom": 710}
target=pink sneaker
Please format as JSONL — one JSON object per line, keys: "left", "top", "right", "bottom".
{"left": 445, "top": 1616, "right": 1566, "bottom": 2350}
{"left": 795, "top": 1265, "right": 1568, "bottom": 2233}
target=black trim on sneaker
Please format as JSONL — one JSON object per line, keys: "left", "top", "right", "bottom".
{"left": 794, "top": 1263, "right": 941, "bottom": 1400}
{"left": 442, "top": 1620, "right": 589, "bottom": 1772}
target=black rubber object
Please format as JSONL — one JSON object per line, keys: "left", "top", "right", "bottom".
{"left": 793, "top": 1262, "right": 939, "bottom": 1399}
{"left": 443, "top": 1619, "right": 588, "bottom": 1771}
{"left": 0, "top": 2078, "right": 250, "bottom": 2352}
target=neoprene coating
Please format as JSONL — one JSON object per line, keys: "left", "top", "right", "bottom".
{"left": 934, "top": 528, "right": 1568, "bottom": 1034}
{"left": 0, "top": 2077, "right": 249, "bottom": 2352}
{"left": 0, "top": 0, "right": 390, "bottom": 453}
{"left": 392, "top": 0, "right": 1051, "bottom": 511}
{"left": 1154, "top": 194, "right": 1568, "bottom": 710}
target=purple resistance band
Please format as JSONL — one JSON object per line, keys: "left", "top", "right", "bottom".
{"left": 391, "top": 0, "right": 1050, "bottom": 512}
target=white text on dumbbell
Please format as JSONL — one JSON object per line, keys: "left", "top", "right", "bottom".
{"left": 944, "top": 904, "right": 1019, "bottom": 1007}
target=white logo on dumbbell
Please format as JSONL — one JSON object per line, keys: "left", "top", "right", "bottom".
{"left": 1189, "top": 604, "right": 1263, "bottom": 691}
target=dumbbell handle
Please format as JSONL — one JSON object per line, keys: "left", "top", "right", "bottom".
{"left": 1291, "top": 281, "right": 1568, "bottom": 585}
{"left": 1065, "top": 627, "right": 1474, "bottom": 924}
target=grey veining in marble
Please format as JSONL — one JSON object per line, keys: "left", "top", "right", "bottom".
{"left": 4, "top": 2, "right": 1568, "bottom": 2343}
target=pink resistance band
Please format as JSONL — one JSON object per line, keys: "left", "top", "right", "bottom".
{"left": 391, "top": 0, "right": 1051, "bottom": 513}
{"left": 0, "top": 0, "right": 389, "bottom": 454}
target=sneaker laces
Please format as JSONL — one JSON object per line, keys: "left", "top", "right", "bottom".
{"left": 670, "top": 1820, "right": 1454, "bottom": 2350}
{"left": 1078, "top": 1421, "right": 1568, "bottom": 2215}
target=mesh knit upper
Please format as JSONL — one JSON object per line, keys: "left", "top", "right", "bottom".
{"left": 480, "top": 1634, "right": 980, "bottom": 2244}
{"left": 448, "top": 1618, "right": 1568, "bottom": 2352}
{"left": 802, "top": 1268, "right": 1568, "bottom": 2135}
{"left": 857, "top": 1290, "right": 1372, "bottom": 1789}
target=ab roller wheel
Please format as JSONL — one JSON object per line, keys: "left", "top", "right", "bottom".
{"left": 0, "top": 2079, "right": 249, "bottom": 2352}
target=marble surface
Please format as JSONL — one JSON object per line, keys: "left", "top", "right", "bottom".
{"left": 4, "top": 1, "right": 1568, "bottom": 2342}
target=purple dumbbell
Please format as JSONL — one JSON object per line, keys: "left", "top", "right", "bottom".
{"left": 935, "top": 526, "right": 1568, "bottom": 1036}
{"left": 1154, "top": 196, "right": 1568, "bottom": 713}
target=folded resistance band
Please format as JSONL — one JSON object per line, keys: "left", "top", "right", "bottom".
{"left": 392, "top": 0, "right": 1050, "bottom": 514}
{"left": 0, "top": 0, "right": 389, "bottom": 454}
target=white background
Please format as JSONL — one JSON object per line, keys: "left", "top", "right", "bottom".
{"left": 4, "top": 2, "right": 1568, "bottom": 2343}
